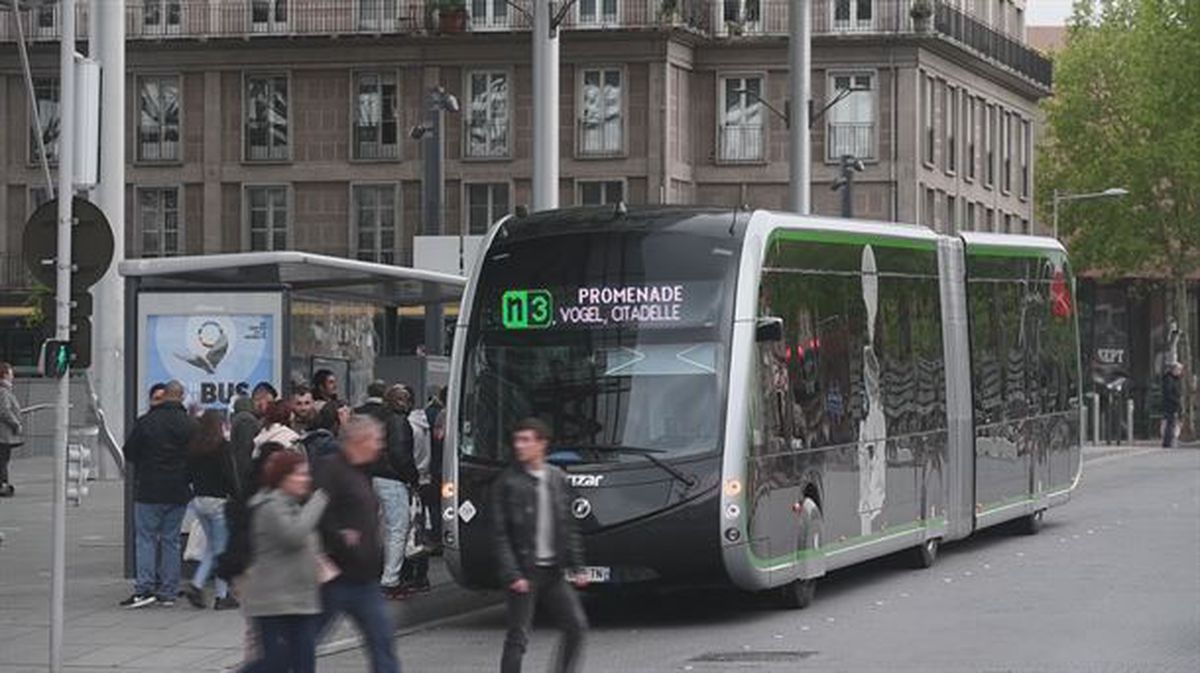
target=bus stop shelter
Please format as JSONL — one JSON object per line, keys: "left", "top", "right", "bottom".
{"left": 118, "top": 251, "right": 465, "bottom": 572}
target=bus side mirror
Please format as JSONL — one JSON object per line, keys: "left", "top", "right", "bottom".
{"left": 756, "top": 317, "right": 784, "bottom": 343}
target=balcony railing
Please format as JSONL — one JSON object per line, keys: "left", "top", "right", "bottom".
{"left": 717, "top": 124, "right": 765, "bottom": 164}
{"left": 577, "top": 118, "right": 624, "bottom": 158}
{"left": 0, "top": 1, "right": 1050, "bottom": 87}
{"left": 826, "top": 121, "right": 874, "bottom": 161}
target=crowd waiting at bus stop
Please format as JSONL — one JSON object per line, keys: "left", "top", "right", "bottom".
{"left": 116, "top": 369, "right": 590, "bottom": 673}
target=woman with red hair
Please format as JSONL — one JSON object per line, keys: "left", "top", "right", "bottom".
{"left": 240, "top": 451, "right": 329, "bottom": 673}
{"left": 253, "top": 400, "right": 301, "bottom": 456}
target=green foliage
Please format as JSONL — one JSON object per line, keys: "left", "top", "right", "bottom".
{"left": 1038, "top": 0, "right": 1200, "bottom": 281}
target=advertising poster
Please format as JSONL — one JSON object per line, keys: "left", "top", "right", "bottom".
{"left": 138, "top": 292, "right": 284, "bottom": 416}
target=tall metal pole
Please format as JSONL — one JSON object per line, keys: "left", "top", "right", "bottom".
{"left": 52, "top": 0, "right": 78, "bottom": 670}
{"left": 532, "top": 1, "right": 559, "bottom": 211}
{"left": 788, "top": 0, "right": 811, "bottom": 214}
{"left": 422, "top": 93, "right": 445, "bottom": 355}
{"left": 1052, "top": 188, "right": 1060, "bottom": 239}
{"left": 92, "top": 0, "right": 127, "bottom": 472}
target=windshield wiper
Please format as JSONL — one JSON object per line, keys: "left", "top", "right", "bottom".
{"left": 562, "top": 444, "right": 697, "bottom": 489}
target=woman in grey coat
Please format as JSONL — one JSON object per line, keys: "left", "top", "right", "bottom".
{"left": 241, "top": 451, "right": 329, "bottom": 673}
{"left": 0, "top": 362, "right": 24, "bottom": 497}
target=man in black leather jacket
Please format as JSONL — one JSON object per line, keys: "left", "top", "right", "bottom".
{"left": 491, "top": 417, "right": 588, "bottom": 673}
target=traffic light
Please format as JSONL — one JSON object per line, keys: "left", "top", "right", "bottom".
{"left": 39, "top": 340, "right": 72, "bottom": 378}
{"left": 66, "top": 443, "right": 92, "bottom": 506}
{"left": 36, "top": 292, "right": 93, "bottom": 369}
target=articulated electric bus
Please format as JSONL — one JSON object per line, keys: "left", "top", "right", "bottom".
{"left": 442, "top": 206, "right": 1081, "bottom": 607}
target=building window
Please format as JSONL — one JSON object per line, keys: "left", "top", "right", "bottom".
{"left": 578, "top": 180, "right": 625, "bottom": 206}
{"left": 245, "top": 74, "right": 289, "bottom": 162}
{"left": 577, "top": 0, "right": 618, "bottom": 26}
{"left": 465, "top": 71, "right": 510, "bottom": 158}
{"left": 966, "top": 201, "right": 976, "bottom": 231}
{"left": 466, "top": 183, "right": 510, "bottom": 235}
{"left": 352, "top": 185, "right": 398, "bottom": 264}
{"left": 832, "top": 0, "right": 873, "bottom": 31}
{"left": 578, "top": 67, "right": 623, "bottom": 156}
{"left": 245, "top": 186, "right": 289, "bottom": 251}
{"left": 946, "top": 194, "right": 956, "bottom": 232}
{"left": 946, "top": 86, "right": 957, "bottom": 174}
{"left": 353, "top": 72, "right": 399, "bottom": 160}
{"left": 723, "top": 0, "right": 761, "bottom": 31}
{"left": 358, "top": 0, "right": 394, "bottom": 30}
{"left": 965, "top": 96, "right": 976, "bottom": 181}
{"left": 470, "top": 0, "right": 509, "bottom": 30}
{"left": 251, "top": 0, "right": 288, "bottom": 32}
{"left": 29, "top": 77, "right": 59, "bottom": 165}
{"left": 827, "top": 72, "right": 875, "bottom": 160}
{"left": 1004, "top": 113, "right": 1015, "bottom": 193}
{"left": 1003, "top": 213, "right": 1012, "bottom": 233}
{"left": 142, "top": 0, "right": 182, "bottom": 34}
{"left": 1021, "top": 119, "right": 1031, "bottom": 198}
{"left": 985, "top": 104, "right": 996, "bottom": 187}
{"left": 137, "top": 76, "right": 181, "bottom": 162}
{"left": 922, "top": 75, "right": 934, "bottom": 166}
{"left": 923, "top": 187, "right": 935, "bottom": 228}
{"left": 718, "top": 75, "right": 764, "bottom": 163}
{"left": 137, "top": 187, "right": 182, "bottom": 258}
{"left": 985, "top": 207, "right": 995, "bottom": 232}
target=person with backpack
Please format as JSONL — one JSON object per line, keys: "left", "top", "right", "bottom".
{"left": 355, "top": 381, "right": 416, "bottom": 598}
{"left": 298, "top": 400, "right": 350, "bottom": 470}
{"left": 182, "top": 409, "right": 240, "bottom": 610}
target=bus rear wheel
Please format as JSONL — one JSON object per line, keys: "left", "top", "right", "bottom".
{"left": 1018, "top": 510, "right": 1045, "bottom": 535}
{"left": 909, "top": 537, "right": 939, "bottom": 569}
{"left": 775, "top": 578, "right": 816, "bottom": 610}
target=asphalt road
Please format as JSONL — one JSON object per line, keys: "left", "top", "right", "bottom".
{"left": 324, "top": 448, "right": 1200, "bottom": 673}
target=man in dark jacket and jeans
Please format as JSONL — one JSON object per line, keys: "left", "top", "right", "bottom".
{"left": 356, "top": 380, "right": 417, "bottom": 596}
{"left": 315, "top": 415, "right": 400, "bottom": 673}
{"left": 121, "top": 380, "right": 197, "bottom": 608}
{"left": 492, "top": 418, "right": 589, "bottom": 673}
{"left": 1162, "top": 362, "right": 1184, "bottom": 448}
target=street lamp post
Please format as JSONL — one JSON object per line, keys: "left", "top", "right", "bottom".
{"left": 1052, "top": 187, "right": 1129, "bottom": 239}
{"left": 412, "top": 87, "right": 460, "bottom": 356}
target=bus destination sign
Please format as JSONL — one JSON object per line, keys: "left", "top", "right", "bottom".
{"left": 500, "top": 284, "right": 711, "bottom": 331}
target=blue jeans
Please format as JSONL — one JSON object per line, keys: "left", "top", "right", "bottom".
{"left": 244, "top": 614, "right": 316, "bottom": 673}
{"left": 372, "top": 478, "right": 410, "bottom": 588}
{"left": 316, "top": 577, "right": 400, "bottom": 673}
{"left": 134, "top": 502, "right": 188, "bottom": 598}
{"left": 189, "top": 496, "right": 229, "bottom": 599}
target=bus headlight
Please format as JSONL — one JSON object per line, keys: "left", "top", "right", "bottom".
{"left": 723, "top": 527, "right": 742, "bottom": 543}
{"left": 724, "top": 503, "right": 741, "bottom": 519}
{"left": 441, "top": 481, "right": 456, "bottom": 499}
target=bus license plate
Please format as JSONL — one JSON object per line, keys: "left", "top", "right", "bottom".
{"left": 579, "top": 566, "right": 611, "bottom": 583}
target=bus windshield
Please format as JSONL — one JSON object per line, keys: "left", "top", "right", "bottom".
{"left": 458, "top": 228, "right": 739, "bottom": 465}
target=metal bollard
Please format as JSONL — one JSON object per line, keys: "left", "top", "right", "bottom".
{"left": 1126, "top": 399, "right": 1135, "bottom": 446}
{"left": 1090, "top": 392, "right": 1102, "bottom": 445}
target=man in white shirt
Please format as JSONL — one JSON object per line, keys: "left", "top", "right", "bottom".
{"left": 491, "top": 418, "right": 589, "bottom": 673}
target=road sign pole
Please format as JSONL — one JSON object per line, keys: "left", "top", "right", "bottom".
{"left": 52, "top": 0, "right": 77, "bottom": 670}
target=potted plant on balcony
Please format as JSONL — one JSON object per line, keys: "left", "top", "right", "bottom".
{"left": 435, "top": 0, "right": 469, "bottom": 34}
{"left": 910, "top": 0, "right": 934, "bottom": 32}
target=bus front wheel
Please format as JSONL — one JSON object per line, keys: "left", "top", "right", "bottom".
{"left": 1018, "top": 509, "right": 1045, "bottom": 535}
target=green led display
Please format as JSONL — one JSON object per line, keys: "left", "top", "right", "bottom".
{"left": 501, "top": 289, "right": 553, "bottom": 330}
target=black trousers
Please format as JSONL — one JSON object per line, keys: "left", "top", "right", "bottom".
{"left": 0, "top": 443, "right": 15, "bottom": 484}
{"left": 501, "top": 566, "right": 587, "bottom": 673}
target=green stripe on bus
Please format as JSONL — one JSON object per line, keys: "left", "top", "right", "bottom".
{"left": 771, "top": 229, "right": 938, "bottom": 251}
{"left": 745, "top": 517, "right": 947, "bottom": 570}
{"left": 967, "top": 244, "right": 1065, "bottom": 259}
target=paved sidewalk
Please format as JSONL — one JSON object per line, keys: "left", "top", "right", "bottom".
{"left": 0, "top": 456, "right": 490, "bottom": 672}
